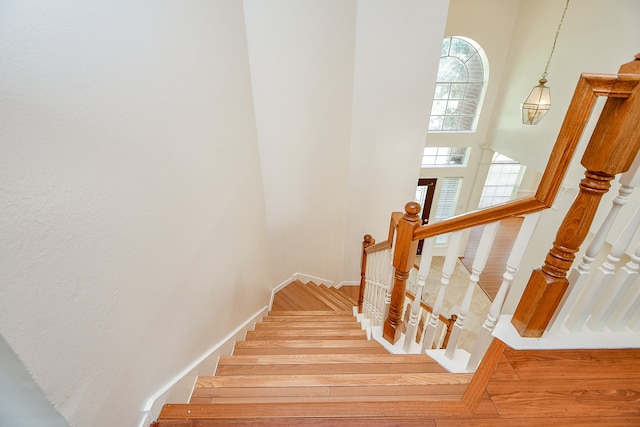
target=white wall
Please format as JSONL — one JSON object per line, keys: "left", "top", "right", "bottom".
{"left": 416, "top": 0, "right": 522, "bottom": 257}
{"left": 0, "top": 2, "right": 272, "bottom": 426}
{"left": 342, "top": 0, "right": 450, "bottom": 280}
{"left": 244, "top": 0, "right": 356, "bottom": 284}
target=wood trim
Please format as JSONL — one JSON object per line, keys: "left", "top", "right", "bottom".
{"left": 461, "top": 338, "right": 506, "bottom": 411}
{"left": 363, "top": 212, "right": 404, "bottom": 255}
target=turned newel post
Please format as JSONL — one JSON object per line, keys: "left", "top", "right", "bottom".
{"left": 383, "top": 202, "right": 421, "bottom": 344}
{"left": 358, "top": 234, "right": 375, "bottom": 313}
{"left": 512, "top": 54, "right": 640, "bottom": 337}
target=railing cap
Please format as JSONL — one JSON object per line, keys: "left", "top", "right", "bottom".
{"left": 404, "top": 202, "right": 421, "bottom": 216}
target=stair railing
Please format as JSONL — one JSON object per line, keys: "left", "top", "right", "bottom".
{"left": 549, "top": 150, "right": 640, "bottom": 333}
{"left": 359, "top": 54, "right": 640, "bottom": 370}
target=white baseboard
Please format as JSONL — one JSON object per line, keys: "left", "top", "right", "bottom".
{"left": 293, "top": 272, "right": 334, "bottom": 287}
{"left": 336, "top": 280, "right": 359, "bottom": 289}
{"left": 138, "top": 306, "right": 268, "bottom": 427}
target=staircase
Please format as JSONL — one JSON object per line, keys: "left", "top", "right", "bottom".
{"left": 152, "top": 281, "right": 474, "bottom": 426}
{"left": 152, "top": 280, "right": 640, "bottom": 426}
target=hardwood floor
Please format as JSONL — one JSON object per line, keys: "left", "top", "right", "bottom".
{"left": 461, "top": 216, "right": 524, "bottom": 300}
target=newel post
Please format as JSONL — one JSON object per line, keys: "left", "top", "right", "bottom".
{"left": 358, "top": 234, "right": 375, "bottom": 313}
{"left": 512, "top": 54, "right": 640, "bottom": 337}
{"left": 383, "top": 202, "right": 421, "bottom": 344}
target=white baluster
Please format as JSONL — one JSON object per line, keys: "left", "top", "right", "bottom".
{"left": 467, "top": 212, "right": 541, "bottom": 371}
{"left": 445, "top": 222, "right": 498, "bottom": 359}
{"left": 564, "top": 204, "right": 640, "bottom": 332}
{"left": 363, "top": 253, "right": 374, "bottom": 319}
{"left": 550, "top": 181, "right": 634, "bottom": 331}
{"left": 404, "top": 238, "right": 434, "bottom": 353}
{"left": 383, "top": 233, "right": 397, "bottom": 323}
{"left": 587, "top": 207, "right": 640, "bottom": 330}
{"left": 589, "top": 242, "right": 640, "bottom": 331}
{"left": 627, "top": 301, "right": 640, "bottom": 331}
{"left": 422, "top": 231, "right": 462, "bottom": 352}
{"left": 551, "top": 153, "right": 640, "bottom": 330}
{"left": 611, "top": 275, "right": 640, "bottom": 331}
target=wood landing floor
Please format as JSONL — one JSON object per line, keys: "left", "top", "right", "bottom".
{"left": 450, "top": 342, "right": 640, "bottom": 426}
{"left": 461, "top": 216, "right": 524, "bottom": 301}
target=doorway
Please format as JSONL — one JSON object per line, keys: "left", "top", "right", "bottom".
{"left": 415, "top": 178, "right": 436, "bottom": 255}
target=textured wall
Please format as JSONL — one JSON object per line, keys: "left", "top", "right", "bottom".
{"left": 0, "top": 1, "right": 272, "bottom": 426}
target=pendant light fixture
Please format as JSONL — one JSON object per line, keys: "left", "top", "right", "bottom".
{"left": 521, "top": 0, "right": 571, "bottom": 125}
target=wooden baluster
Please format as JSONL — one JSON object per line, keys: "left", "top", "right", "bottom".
{"left": 422, "top": 231, "right": 462, "bottom": 351}
{"left": 403, "top": 238, "right": 434, "bottom": 353}
{"left": 467, "top": 212, "right": 541, "bottom": 371}
{"left": 383, "top": 202, "right": 421, "bottom": 344}
{"left": 358, "top": 235, "right": 375, "bottom": 313}
{"left": 512, "top": 55, "right": 640, "bottom": 337}
{"left": 445, "top": 222, "right": 498, "bottom": 359}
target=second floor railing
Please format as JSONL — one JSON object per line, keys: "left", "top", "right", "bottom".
{"left": 358, "top": 54, "right": 640, "bottom": 371}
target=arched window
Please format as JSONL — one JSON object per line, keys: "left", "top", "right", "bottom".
{"left": 428, "top": 37, "right": 488, "bottom": 132}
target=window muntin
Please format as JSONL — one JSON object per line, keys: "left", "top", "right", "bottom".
{"left": 428, "top": 37, "right": 486, "bottom": 132}
{"left": 434, "top": 177, "right": 463, "bottom": 245}
{"left": 421, "top": 147, "right": 470, "bottom": 168}
{"left": 478, "top": 153, "right": 526, "bottom": 208}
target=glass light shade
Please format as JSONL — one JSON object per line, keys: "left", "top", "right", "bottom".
{"left": 521, "top": 78, "right": 551, "bottom": 125}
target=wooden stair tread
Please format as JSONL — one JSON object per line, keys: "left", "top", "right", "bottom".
{"left": 305, "top": 282, "right": 354, "bottom": 311}
{"left": 232, "top": 346, "right": 388, "bottom": 355}
{"left": 254, "top": 321, "right": 361, "bottom": 329}
{"left": 158, "top": 400, "right": 473, "bottom": 420}
{"left": 189, "top": 393, "right": 465, "bottom": 404}
{"left": 262, "top": 316, "right": 357, "bottom": 323}
{"left": 234, "top": 339, "right": 381, "bottom": 349}
{"left": 214, "top": 362, "right": 446, "bottom": 376}
{"left": 216, "top": 353, "right": 446, "bottom": 375}
{"left": 245, "top": 329, "right": 367, "bottom": 340}
{"left": 190, "top": 383, "right": 467, "bottom": 399}
{"left": 217, "top": 353, "right": 442, "bottom": 365}
{"left": 194, "top": 372, "right": 472, "bottom": 388}
{"left": 268, "top": 310, "right": 354, "bottom": 316}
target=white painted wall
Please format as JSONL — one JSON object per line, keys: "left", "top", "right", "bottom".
{"left": 417, "top": 0, "right": 522, "bottom": 257}
{"left": 244, "top": 0, "right": 356, "bottom": 285}
{"left": 0, "top": 2, "right": 272, "bottom": 426}
{"left": 343, "top": 0, "right": 450, "bottom": 280}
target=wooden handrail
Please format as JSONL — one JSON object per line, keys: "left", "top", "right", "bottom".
{"left": 364, "top": 211, "right": 403, "bottom": 255}
{"left": 413, "top": 72, "right": 640, "bottom": 243}
{"left": 361, "top": 55, "right": 640, "bottom": 344}
{"left": 512, "top": 55, "right": 640, "bottom": 336}
{"left": 383, "top": 55, "right": 640, "bottom": 343}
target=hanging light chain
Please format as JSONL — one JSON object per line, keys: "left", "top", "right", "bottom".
{"left": 542, "top": 0, "right": 571, "bottom": 79}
